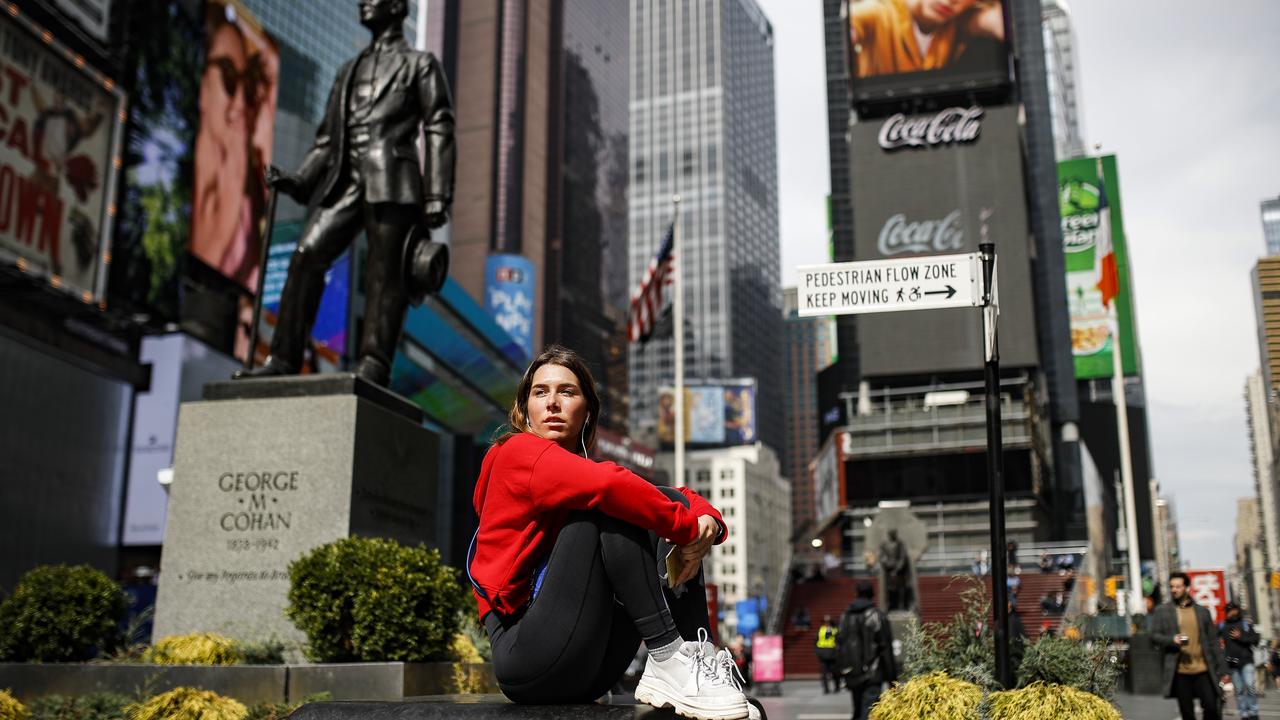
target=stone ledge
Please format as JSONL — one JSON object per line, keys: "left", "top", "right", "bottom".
{"left": 203, "top": 373, "right": 424, "bottom": 424}
{"left": 288, "top": 695, "right": 681, "bottom": 719}
{"left": 0, "top": 661, "right": 495, "bottom": 704}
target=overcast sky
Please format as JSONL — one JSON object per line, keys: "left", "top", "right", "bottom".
{"left": 758, "top": 0, "right": 1280, "bottom": 569}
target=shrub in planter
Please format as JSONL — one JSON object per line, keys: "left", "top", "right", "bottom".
{"left": 987, "top": 682, "right": 1121, "bottom": 720}
{"left": 286, "top": 537, "right": 468, "bottom": 662}
{"left": 1016, "top": 633, "right": 1121, "bottom": 700}
{"left": 0, "top": 690, "right": 26, "bottom": 720}
{"left": 237, "top": 638, "right": 285, "bottom": 665}
{"left": 0, "top": 565, "right": 127, "bottom": 662}
{"left": 145, "top": 633, "right": 242, "bottom": 665}
{"left": 869, "top": 672, "right": 982, "bottom": 720}
{"left": 27, "top": 693, "right": 129, "bottom": 720}
{"left": 125, "top": 688, "right": 246, "bottom": 720}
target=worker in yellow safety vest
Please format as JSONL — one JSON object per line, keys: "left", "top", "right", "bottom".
{"left": 816, "top": 615, "right": 840, "bottom": 693}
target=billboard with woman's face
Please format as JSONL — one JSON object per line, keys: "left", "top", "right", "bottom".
{"left": 846, "top": 0, "right": 1009, "bottom": 104}
{"left": 189, "top": 0, "right": 278, "bottom": 291}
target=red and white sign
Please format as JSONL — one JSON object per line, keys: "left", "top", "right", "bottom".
{"left": 751, "top": 634, "right": 784, "bottom": 684}
{"left": 1185, "top": 568, "right": 1229, "bottom": 624}
{"left": 0, "top": 9, "right": 125, "bottom": 302}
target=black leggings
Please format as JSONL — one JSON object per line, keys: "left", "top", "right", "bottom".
{"left": 484, "top": 487, "right": 712, "bottom": 703}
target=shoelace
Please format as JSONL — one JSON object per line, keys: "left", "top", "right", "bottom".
{"left": 714, "top": 648, "right": 746, "bottom": 691}
{"left": 689, "top": 628, "right": 733, "bottom": 690}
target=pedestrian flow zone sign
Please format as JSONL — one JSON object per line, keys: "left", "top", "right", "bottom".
{"left": 797, "top": 252, "right": 982, "bottom": 317}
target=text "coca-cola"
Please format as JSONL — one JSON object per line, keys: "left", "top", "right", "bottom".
{"left": 878, "top": 107, "right": 984, "bottom": 151}
{"left": 878, "top": 210, "right": 965, "bottom": 256}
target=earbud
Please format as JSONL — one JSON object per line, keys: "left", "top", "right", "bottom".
{"left": 580, "top": 413, "right": 591, "bottom": 458}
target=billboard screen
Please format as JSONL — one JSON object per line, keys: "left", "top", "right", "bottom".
{"left": 1058, "top": 155, "right": 1140, "bottom": 379}
{"left": 0, "top": 9, "right": 125, "bottom": 303}
{"left": 485, "top": 254, "right": 535, "bottom": 362}
{"left": 850, "top": 105, "right": 1038, "bottom": 376}
{"left": 112, "top": 0, "right": 203, "bottom": 321}
{"left": 846, "top": 0, "right": 1009, "bottom": 105}
{"left": 188, "top": 0, "right": 279, "bottom": 291}
{"left": 658, "top": 380, "right": 758, "bottom": 449}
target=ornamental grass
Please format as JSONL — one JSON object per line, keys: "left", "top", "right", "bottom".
{"left": 0, "top": 690, "right": 27, "bottom": 720}
{"left": 124, "top": 688, "right": 246, "bottom": 720}
{"left": 868, "top": 671, "right": 983, "bottom": 720}
{"left": 145, "top": 632, "right": 242, "bottom": 665}
{"left": 986, "top": 682, "right": 1122, "bottom": 720}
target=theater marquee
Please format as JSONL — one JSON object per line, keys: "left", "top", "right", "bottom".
{"left": 0, "top": 9, "right": 126, "bottom": 303}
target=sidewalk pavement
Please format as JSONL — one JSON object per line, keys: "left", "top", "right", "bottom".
{"left": 750, "top": 679, "right": 1280, "bottom": 720}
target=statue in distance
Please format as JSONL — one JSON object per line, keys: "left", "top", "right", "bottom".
{"left": 236, "top": 0, "right": 454, "bottom": 386}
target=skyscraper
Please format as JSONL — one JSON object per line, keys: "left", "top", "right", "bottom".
{"left": 782, "top": 287, "right": 836, "bottom": 549}
{"left": 1262, "top": 196, "right": 1280, "bottom": 256}
{"left": 628, "top": 0, "right": 783, "bottom": 454}
{"left": 423, "top": 1, "right": 632, "bottom": 430}
{"left": 1041, "top": 0, "right": 1086, "bottom": 161}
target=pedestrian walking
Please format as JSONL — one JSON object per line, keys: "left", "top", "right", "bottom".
{"left": 815, "top": 615, "right": 840, "bottom": 694}
{"left": 837, "top": 580, "right": 897, "bottom": 720}
{"left": 1150, "top": 571, "right": 1228, "bottom": 720}
{"left": 1220, "top": 602, "right": 1260, "bottom": 719}
{"left": 1269, "top": 640, "right": 1280, "bottom": 690}
{"left": 468, "top": 346, "right": 755, "bottom": 720}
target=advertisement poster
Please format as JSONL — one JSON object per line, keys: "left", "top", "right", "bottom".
{"left": 1184, "top": 568, "right": 1228, "bottom": 624}
{"left": 485, "top": 254, "right": 535, "bottom": 361}
{"left": 658, "top": 381, "right": 758, "bottom": 449}
{"left": 1058, "top": 155, "right": 1140, "bottom": 379}
{"left": 0, "top": 10, "right": 125, "bottom": 302}
{"left": 189, "top": 0, "right": 278, "bottom": 291}
{"left": 751, "top": 635, "right": 784, "bottom": 683}
{"left": 846, "top": 0, "right": 1009, "bottom": 104}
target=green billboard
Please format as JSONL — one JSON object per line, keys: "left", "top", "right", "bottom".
{"left": 1058, "top": 155, "right": 1139, "bottom": 379}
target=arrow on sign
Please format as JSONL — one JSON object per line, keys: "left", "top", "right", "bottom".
{"left": 924, "top": 285, "right": 957, "bottom": 299}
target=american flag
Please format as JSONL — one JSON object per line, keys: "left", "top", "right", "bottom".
{"left": 627, "top": 222, "right": 675, "bottom": 344}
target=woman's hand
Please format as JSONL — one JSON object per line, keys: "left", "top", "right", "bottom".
{"left": 675, "top": 515, "right": 720, "bottom": 585}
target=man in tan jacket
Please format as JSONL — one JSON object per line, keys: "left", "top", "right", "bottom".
{"left": 1151, "top": 572, "right": 1228, "bottom": 720}
{"left": 848, "top": 0, "right": 1004, "bottom": 79}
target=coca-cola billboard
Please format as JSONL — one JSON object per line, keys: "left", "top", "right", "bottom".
{"left": 879, "top": 210, "right": 965, "bottom": 255}
{"left": 850, "top": 105, "right": 1038, "bottom": 376}
{"left": 878, "top": 107, "right": 983, "bottom": 151}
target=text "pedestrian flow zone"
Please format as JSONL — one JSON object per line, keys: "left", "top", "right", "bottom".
{"left": 797, "top": 253, "right": 982, "bottom": 317}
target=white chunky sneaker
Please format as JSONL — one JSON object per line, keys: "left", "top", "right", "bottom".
{"left": 710, "top": 647, "right": 761, "bottom": 720}
{"left": 635, "top": 629, "right": 749, "bottom": 720}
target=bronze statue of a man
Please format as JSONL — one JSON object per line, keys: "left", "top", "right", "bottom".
{"left": 879, "top": 528, "right": 910, "bottom": 611}
{"left": 236, "top": 0, "right": 454, "bottom": 386}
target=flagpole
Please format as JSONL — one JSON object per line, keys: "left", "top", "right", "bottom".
{"left": 673, "top": 196, "right": 684, "bottom": 491}
{"left": 1097, "top": 150, "right": 1143, "bottom": 614}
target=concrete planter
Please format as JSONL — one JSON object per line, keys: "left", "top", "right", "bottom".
{"left": 0, "top": 662, "right": 497, "bottom": 703}
{"left": 0, "top": 663, "right": 288, "bottom": 703}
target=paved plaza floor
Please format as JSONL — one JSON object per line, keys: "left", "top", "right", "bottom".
{"left": 745, "top": 679, "right": 1280, "bottom": 720}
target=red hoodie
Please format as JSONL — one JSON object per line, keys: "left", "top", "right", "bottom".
{"left": 469, "top": 432, "right": 727, "bottom": 619}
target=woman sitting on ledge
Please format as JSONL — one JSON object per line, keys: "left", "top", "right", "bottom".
{"left": 467, "top": 345, "right": 754, "bottom": 720}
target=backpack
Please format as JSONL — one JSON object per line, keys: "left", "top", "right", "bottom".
{"left": 837, "top": 606, "right": 882, "bottom": 687}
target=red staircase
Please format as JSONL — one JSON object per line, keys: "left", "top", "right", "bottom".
{"left": 779, "top": 570, "right": 1074, "bottom": 679}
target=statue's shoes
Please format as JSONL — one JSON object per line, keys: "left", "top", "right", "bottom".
{"left": 354, "top": 356, "right": 390, "bottom": 387}
{"left": 232, "top": 356, "right": 296, "bottom": 379}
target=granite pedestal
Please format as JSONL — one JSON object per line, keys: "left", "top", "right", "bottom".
{"left": 153, "top": 374, "right": 438, "bottom": 646}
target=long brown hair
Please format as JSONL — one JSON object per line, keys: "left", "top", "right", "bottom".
{"left": 494, "top": 345, "right": 601, "bottom": 452}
